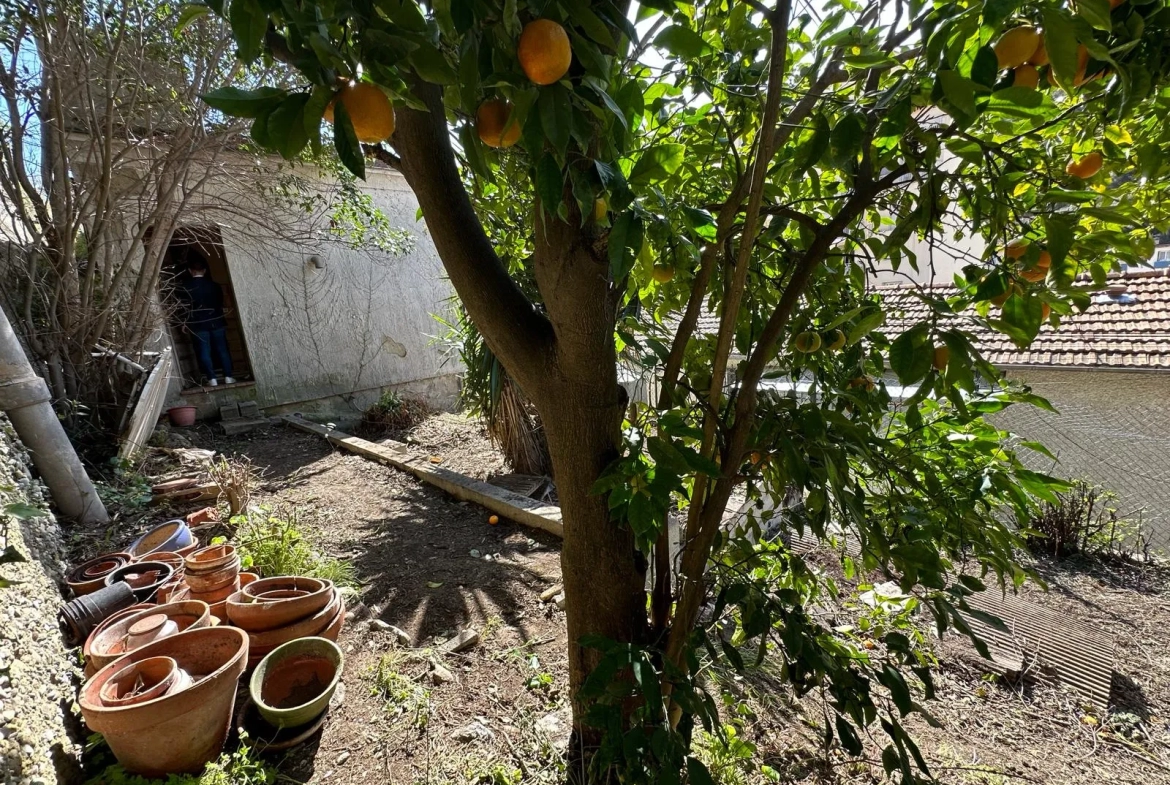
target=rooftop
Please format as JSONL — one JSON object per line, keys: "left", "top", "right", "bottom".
{"left": 879, "top": 268, "right": 1170, "bottom": 371}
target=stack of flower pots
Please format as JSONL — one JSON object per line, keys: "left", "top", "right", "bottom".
{"left": 79, "top": 627, "right": 249, "bottom": 776}
{"left": 225, "top": 577, "right": 345, "bottom": 668}
{"left": 173, "top": 545, "right": 241, "bottom": 621}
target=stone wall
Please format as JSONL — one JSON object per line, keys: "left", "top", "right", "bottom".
{"left": 0, "top": 416, "right": 81, "bottom": 784}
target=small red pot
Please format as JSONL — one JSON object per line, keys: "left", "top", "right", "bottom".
{"left": 167, "top": 406, "right": 197, "bottom": 427}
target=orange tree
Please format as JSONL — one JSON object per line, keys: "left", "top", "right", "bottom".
{"left": 203, "top": 0, "right": 1170, "bottom": 780}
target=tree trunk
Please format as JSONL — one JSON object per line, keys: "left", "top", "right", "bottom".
{"left": 538, "top": 373, "right": 647, "bottom": 751}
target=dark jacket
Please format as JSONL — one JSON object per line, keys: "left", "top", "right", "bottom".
{"left": 179, "top": 275, "right": 226, "bottom": 330}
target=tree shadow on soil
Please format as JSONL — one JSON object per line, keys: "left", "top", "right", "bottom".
{"left": 343, "top": 480, "right": 562, "bottom": 644}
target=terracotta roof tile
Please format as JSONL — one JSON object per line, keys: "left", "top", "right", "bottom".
{"left": 878, "top": 268, "right": 1170, "bottom": 371}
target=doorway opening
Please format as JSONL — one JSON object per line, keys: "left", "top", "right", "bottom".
{"left": 159, "top": 226, "right": 254, "bottom": 391}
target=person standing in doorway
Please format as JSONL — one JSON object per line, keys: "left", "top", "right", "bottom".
{"left": 179, "top": 249, "right": 236, "bottom": 387}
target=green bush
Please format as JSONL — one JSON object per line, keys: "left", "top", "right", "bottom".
{"left": 229, "top": 506, "right": 357, "bottom": 587}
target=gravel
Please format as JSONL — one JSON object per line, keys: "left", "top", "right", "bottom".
{"left": 0, "top": 416, "right": 83, "bottom": 785}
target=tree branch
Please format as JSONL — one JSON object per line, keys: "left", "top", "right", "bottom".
{"left": 391, "top": 80, "right": 554, "bottom": 388}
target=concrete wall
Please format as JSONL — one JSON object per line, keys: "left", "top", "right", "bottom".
{"left": 992, "top": 367, "right": 1170, "bottom": 545}
{"left": 163, "top": 164, "right": 460, "bottom": 419}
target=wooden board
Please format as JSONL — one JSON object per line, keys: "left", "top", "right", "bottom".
{"left": 119, "top": 347, "right": 173, "bottom": 461}
{"left": 282, "top": 415, "right": 563, "bottom": 538}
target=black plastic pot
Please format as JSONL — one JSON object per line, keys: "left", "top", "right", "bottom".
{"left": 59, "top": 581, "right": 136, "bottom": 645}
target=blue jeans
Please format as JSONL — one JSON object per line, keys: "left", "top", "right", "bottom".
{"left": 191, "top": 326, "right": 233, "bottom": 380}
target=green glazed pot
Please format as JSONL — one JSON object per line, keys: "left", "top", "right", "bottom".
{"left": 248, "top": 636, "right": 343, "bottom": 729}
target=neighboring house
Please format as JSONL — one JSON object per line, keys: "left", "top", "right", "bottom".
{"left": 881, "top": 268, "right": 1170, "bottom": 545}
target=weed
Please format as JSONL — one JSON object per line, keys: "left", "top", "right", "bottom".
{"left": 84, "top": 735, "right": 274, "bottom": 784}
{"left": 520, "top": 654, "right": 560, "bottom": 704}
{"left": 357, "top": 389, "right": 430, "bottom": 437}
{"left": 372, "top": 653, "right": 432, "bottom": 729}
{"left": 230, "top": 505, "right": 356, "bottom": 587}
{"left": 206, "top": 455, "right": 255, "bottom": 517}
{"left": 464, "top": 759, "right": 522, "bottom": 785}
{"left": 693, "top": 723, "right": 762, "bottom": 785}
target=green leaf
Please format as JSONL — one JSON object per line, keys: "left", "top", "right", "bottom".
{"left": 535, "top": 154, "right": 564, "bottom": 215}
{"left": 332, "top": 100, "right": 366, "bottom": 179}
{"left": 881, "top": 664, "right": 914, "bottom": 716}
{"left": 653, "top": 25, "right": 708, "bottom": 59}
{"left": 1044, "top": 214, "right": 1076, "bottom": 283}
{"left": 200, "top": 86, "right": 286, "bottom": 118}
{"left": 836, "top": 715, "right": 863, "bottom": 756}
{"left": 686, "top": 757, "right": 717, "bottom": 785}
{"left": 1041, "top": 8, "right": 1079, "bottom": 88}
{"left": 628, "top": 143, "right": 685, "bottom": 185}
{"left": 1077, "top": 0, "right": 1113, "bottom": 31}
{"left": 938, "top": 70, "right": 977, "bottom": 117}
{"left": 794, "top": 113, "right": 831, "bottom": 175}
{"left": 561, "top": 0, "right": 615, "bottom": 49}
{"left": 608, "top": 211, "right": 643, "bottom": 281}
{"left": 303, "top": 85, "right": 332, "bottom": 156}
{"left": 538, "top": 85, "right": 572, "bottom": 161}
{"left": 228, "top": 0, "right": 267, "bottom": 64}
{"left": 828, "top": 113, "right": 863, "bottom": 166}
{"left": 982, "top": 0, "right": 1020, "bottom": 28}
{"left": 408, "top": 45, "right": 457, "bottom": 85}
{"left": 3, "top": 502, "right": 43, "bottom": 520}
{"left": 889, "top": 326, "right": 932, "bottom": 385}
{"left": 971, "top": 46, "right": 999, "bottom": 88}
{"left": 176, "top": 3, "right": 211, "bottom": 32}
{"left": 267, "top": 93, "right": 310, "bottom": 160}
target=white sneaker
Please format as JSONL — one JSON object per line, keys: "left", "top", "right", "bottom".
{"left": 208, "top": 378, "right": 218, "bottom": 387}
{"left": 224, "top": 376, "right": 236, "bottom": 384}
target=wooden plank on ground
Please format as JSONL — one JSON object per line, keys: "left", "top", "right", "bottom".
{"left": 282, "top": 415, "right": 564, "bottom": 538}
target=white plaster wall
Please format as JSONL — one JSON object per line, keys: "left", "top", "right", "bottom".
{"left": 206, "top": 166, "right": 458, "bottom": 412}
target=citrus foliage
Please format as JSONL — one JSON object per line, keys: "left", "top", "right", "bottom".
{"left": 202, "top": 0, "right": 1170, "bottom": 780}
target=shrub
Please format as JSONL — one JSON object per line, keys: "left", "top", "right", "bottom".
{"left": 230, "top": 505, "right": 357, "bottom": 587}
{"left": 357, "top": 389, "right": 430, "bottom": 437}
{"left": 1022, "top": 480, "right": 1149, "bottom": 560}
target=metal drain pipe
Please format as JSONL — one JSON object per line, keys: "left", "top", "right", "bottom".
{"left": 0, "top": 306, "right": 108, "bottom": 524}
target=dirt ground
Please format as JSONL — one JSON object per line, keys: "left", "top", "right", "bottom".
{"left": 75, "top": 414, "right": 1170, "bottom": 784}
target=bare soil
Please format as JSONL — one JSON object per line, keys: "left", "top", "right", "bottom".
{"left": 76, "top": 414, "right": 1170, "bottom": 784}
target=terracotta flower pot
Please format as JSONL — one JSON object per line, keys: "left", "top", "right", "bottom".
{"left": 86, "top": 601, "right": 212, "bottom": 675}
{"left": 167, "top": 405, "right": 197, "bottom": 427}
{"left": 246, "top": 592, "right": 344, "bottom": 668}
{"left": 184, "top": 544, "right": 236, "bottom": 573}
{"left": 80, "top": 627, "right": 249, "bottom": 776}
{"left": 127, "top": 521, "right": 193, "bottom": 560}
{"left": 67, "top": 553, "right": 133, "bottom": 596}
{"left": 249, "top": 637, "right": 343, "bottom": 729}
{"left": 239, "top": 572, "right": 258, "bottom": 587}
{"left": 183, "top": 557, "right": 241, "bottom": 594}
{"left": 242, "top": 575, "right": 326, "bottom": 600}
{"left": 188, "top": 578, "right": 241, "bottom": 605}
{"left": 98, "top": 656, "right": 189, "bottom": 707}
{"left": 226, "top": 579, "right": 333, "bottom": 632}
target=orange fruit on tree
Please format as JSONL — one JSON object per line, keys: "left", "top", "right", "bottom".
{"left": 994, "top": 26, "right": 1041, "bottom": 70}
{"left": 476, "top": 99, "right": 521, "bottom": 148}
{"left": 1022, "top": 267, "right": 1046, "bottom": 283}
{"left": 1013, "top": 64, "right": 1040, "bottom": 89}
{"left": 1074, "top": 45, "right": 1109, "bottom": 86}
{"left": 517, "top": 19, "right": 572, "bottom": 85}
{"left": 1005, "top": 239, "right": 1029, "bottom": 259}
{"left": 824, "top": 329, "right": 846, "bottom": 352}
{"left": 1111, "top": 0, "right": 1126, "bottom": 8}
{"left": 324, "top": 82, "right": 396, "bottom": 143}
{"left": 651, "top": 264, "right": 675, "bottom": 283}
{"left": 1066, "top": 151, "right": 1103, "bottom": 179}
{"left": 794, "top": 332, "right": 822, "bottom": 353}
{"left": 932, "top": 345, "right": 950, "bottom": 371}
{"left": 1036, "top": 250, "right": 1052, "bottom": 270}
{"left": 592, "top": 197, "right": 608, "bottom": 222}
{"left": 1041, "top": 303, "right": 1052, "bottom": 320}
{"left": 1029, "top": 36, "right": 1049, "bottom": 67}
